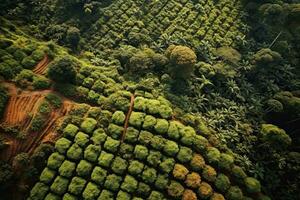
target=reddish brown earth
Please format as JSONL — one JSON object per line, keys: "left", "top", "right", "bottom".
{"left": 121, "top": 94, "right": 135, "bottom": 143}
{"left": 0, "top": 82, "right": 74, "bottom": 162}
{"left": 33, "top": 55, "right": 50, "bottom": 75}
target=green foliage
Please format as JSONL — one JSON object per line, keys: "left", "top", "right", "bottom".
{"left": 177, "top": 146, "right": 193, "bottom": 163}
{"left": 59, "top": 160, "right": 76, "bottom": 178}
{"left": 128, "top": 160, "right": 144, "bottom": 176}
{"left": 168, "top": 181, "right": 184, "bottom": 198}
{"left": 121, "top": 175, "right": 138, "bottom": 193}
{"left": 82, "top": 182, "right": 100, "bottom": 200}
{"left": 47, "top": 152, "right": 65, "bottom": 170}
{"left": 129, "top": 112, "right": 145, "bottom": 128}
{"left": 166, "top": 45, "right": 197, "bottom": 79}
{"left": 63, "top": 124, "right": 79, "bottom": 139}
{"left": 124, "top": 127, "right": 139, "bottom": 143}
{"left": 261, "top": 124, "right": 292, "bottom": 149}
{"left": 45, "top": 93, "right": 62, "bottom": 109}
{"left": 116, "top": 190, "right": 131, "bottom": 200}
{"left": 55, "top": 138, "right": 72, "bottom": 154}
{"left": 202, "top": 165, "right": 217, "bottom": 182}
{"left": 48, "top": 57, "right": 77, "bottom": 83}
{"left": 29, "top": 182, "right": 49, "bottom": 200}
{"left": 21, "top": 56, "right": 37, "bottom": 69}
{"left": 173, "top": 164, "right": 189, "bottom": 180}
{"left": 155, "top": 174, "right": 169, "bottom": 190}
{"left": 80, "top": 118, "right": 97, "bottom": 134}
{"left": 215, "top": 174, "right": 231, "bottom": 193}
{"left": 163, "top": 140, "right": 179, "bottom": 156}
{"left": 50, "top": 176, "right": 69, "bottom": 195}
{"left": 91, "top": 166, "right": 107, "bottom": 185}
{"left": 244, "top": 177, "right": 261, "bottom": 193}
{"left": 74, "top": 132, "right": 89, "bottom": 147}
{"left": 147, "top": 150, "right": 162, "bottom": 167}
{"left": 104, "top": 174, "right": 122, "bottom": 191}
{"left": 253, "top": 48, "right": 282, "bottom": 66}
{"left": 76, "top": 160, "right": 93, "bottom": 177}
{"left": 154, "top": 119, "right": 169, "bottom": 134}
{"left": 84, "top": 144, "right": 100, "bottom": 162}
{"left": 40, "top": 167, "right": 56, "bottom": 184}
{"left": 112, "top": 111, "right": 126, "bottom": 125}
{"left": 142, "top": 167, "right": 157, "bottom": 184}
{"left": 66, "top": 144, "right": 83, "bottom": 161}
{"left": 206, "top": 147, "right": 221, "bottom": 164}
{"left": 91, "top": 128, "right": 107, "bottom": 145}
{"left": 104, "top": 137, "right": 120, "bottom": 153}
{"left": 219, "top": 153, "right": 234, "bottom": 170}
{"left": 111, "top": 156, "right": 128, "bottom": 175}
{"left": 98, "top": 151, "right": 114, "bottom": 168}
{"left": 98, "top": 190, "right": 114, "bottom": 200}
{"left": 226, "top": 186, "right": 243, "bottom": 200}
{"left": 159, "top": 158, "right": 175, "bottom": 174}
{"left": 68, "top": 177, "right": 86, "bottom": 195}
{"left": 138, "top": 131, "right": 153, "bottom": 145}
{"left": 134, "top": 145, "right": 149, "bottom": 160}
{"left": 0, "top": 86, "right": 8, "bottom": 117}
{"left": 137, "top": 182, "right": 151, "bottom": 197}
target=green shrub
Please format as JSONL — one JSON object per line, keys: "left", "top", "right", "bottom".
{"left": 136, "top": 182, "right": 151, "bottom": 197}
{"left": 165, "top": 45, "right": 197, "bottom": 79}
{"left": 92, "top": 80, "right": 106, "bottom": 93}
{"left": 45, "top": 193, "right": 60, "bottom": 200}
{"left": 74, "top": 132, "right": 89, "bottom": 147}
{"left": 158, "top": 104, "right": 173, "bottom": 119}
{"left": 104, "top": 174, "right": 122, "bottom": 191}
{"left": 91, "top": 166, "right": 107, "bottom": 185}
{"left": 260, "top": 124, "right": 292, "bottom": 150}
{"left": 180, "top": 126, "right": 196, "bottom": 146}
{"left": 173, "top": 164, "right": 189, "bottom": 180}
{"left": 202, "top": 165, "right": 217, "bottom": 182}
{"left": 50, "top": 176, "right": 69, "bottom": 195}
{"left": 185, "top": 172, "right": 201, "bottom": 188}
{"left": 155, "top": 174, "right": 169, "bottom": 190}
{"left": 63, "top": 193, "right": 77, "bottom": 200}
{"left": 55, "top": 138, "right": 72, "bottom": 154}
{"left": 59, "top": 160, "right": 76, "bottom": 178}
{"left": 82, "top": 182, "right": 100, "bottom": 200}
{"left": 159, "top": 158, "right": 175, "bottom": 174}
{"left": 29, "top": 182, "right": 49, "bottom": 200}
{"left": 76, "top": 160, "right": 93, "bottom": 177}
{"left": 31, "top": 49, "right": 45, "bottom": 61}
{"left": 147, "top": 99, "right": 160, "bottom": 115}
{"left": 66, "top": 144, "right": 83, "bottom": 161}
{"left": 154, "top": 119, "right": 169, "bottom": 134}
{"left": 119, "top": 143, "right": 134, "bottom": 159}
{"left": 198, "top": 182, "right": 213, "bottom": 199}
{"left": 142, "top": 167, "right": 157, "bottom": 184}
{"left": 33, "top": 76, "right": 51, "bottom": 90}
{"left": 84, "top": 144, "right": 101, "bottom": 162}
{"left": 134, "top": 145, "right": 149, "bottom": 160}
{"left": 63, "top": 124, "right": 79, "bottom": 139}
{"left": 147, "top": 150, "right": 162, "bottom": 167}
{"left": 138, "top": 131, "right": 153, "bottom": 145}
{"left": 231, "top": 165, "right": 247, "bottom": 184}
{"left": 206, "top": 147, "right": 221, "bottom": 164}
{"left": 40, "top": 167, "right": 56, "bottom": 184}
{"left": 0, "top": 62, "right": 14, "bottom": 79}
{"left": 80, "top": 118, "right": 97, "bottom": 134}
{"left": 91, "top": 128, "right": 107, "bottom": 145}
{"left": 177, "top": 146, "right": 193, "bottom": 163}
{"left": 30, "top": 114, "right": 46, "bottom": 132}
{"left": 163, "top": 140, "right": 179, "bottom": 156}
{"left": 193, "top": 135, "right": 209, "bottom": 152}
{"left": 112, "top": 111, "right": 126, "bottom": 125}
{"left": 128, "top": 160, "right": 144, "bottom": 175}
{"left": 226, "top": 186, "right": 244, "bottom": 200}
{"left": 98, "top": 190, "right": 114, "bottom": 200}
{"left": 150, "top": 135, "right": 166, "bottom": 150}
{"left": 116, "top": 190, "right": 131, "bottom": 200}
{"left": 0, "top": 38, "right": 13, "bottom": 49}
{"left": 121, "top": 175, "right": 138, "bottom": 193}
{"left": 167, "top": 121, "right": 181, "bottom": 140}
{"left": 47, "top": 152, "right": 65, "bottom": 170}
{"left": 168, "top": 181, "right": 184, "bottom": 198}
{"left": 142, "top": 115, "right": 157, "bottom": 130}
{"left": 124, "top": 127, "right": 139, "bottom": 143}
{"left": 215, "top": 174, "right": 231, "bottom": 192}
{"left": 134, "top": 96, "right": 147, "bottom": 111}
{"left": 111, "top": 156, "right": 128, "bottom": 175}
{"left": 148, "top": 191, "right": 164, "bottom": 200}
{"left": 48, "top": 57, "right": 77, "bottom": 83}
{"left": 21, "top": 56, "right": 37, "bottom": 69}
{"left": 219, "top": 153, "right": 234, "bottom": 170}
{"left": 129, "top": 111, "right": 145, "bottom": 128}
{"left": 82, "top": 77, "right": 94, "bottom": 88}
{"left": 253, "top": 48, "right": 282, "bottom": 66}
{"left": 68, "top": 176, "right": 87, "bottom": 195}
{"left": 98, "top": 151, "right": 114, "bottom": 167}
{"left": 103, "top": 137, "right": 120, "bottom": 153}
{"left": 244, "top": 177, "right": 261, "bottom": 193}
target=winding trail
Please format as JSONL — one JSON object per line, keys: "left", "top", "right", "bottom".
{"left": 121, "top": 94, "right": 135, "bottom": 143}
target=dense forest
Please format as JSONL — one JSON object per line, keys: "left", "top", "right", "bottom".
{"left": 0, "top": 0, "right": 299, "bottom": 200}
